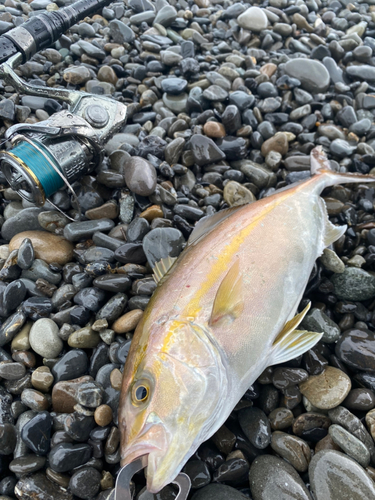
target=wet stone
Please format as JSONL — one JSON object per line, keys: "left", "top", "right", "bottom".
{"left": 123, "top": 157, "right": 157, "bottom": 196}
{"left": 285, "top": 58, "right": 330, "bottom": 94}
{"left": 160, "top": 78, "right": 188, "bottom": 95}
{"left": 0, "top": 360, "right": 25, "bottom": 381}
{"left": 238, "top": 407, "right": 271, "bottom": 449}
{"left": 299, "top": 367, "right": 351, "bottom": 410}
{"left": 64, "top": 413, "right": 95, "bottom": 442}
{"left": 302, "top": 309, "right": 340, "bottom": 344}
{"left": 309, "top": 450, "right": 375, "bottom": 500}
{"left": 249, "top": 455, "right": 312, "bottom": 500}
{"left": 52, "top": 350, "right": 89, "bottom": 383}
{"left": 143, "top": 228, "right": 184, "bottom": 268}
{"left": 343, "top": 388, "right": 375, "bottom": 411}
{"left": 74, "top": 287, "right": 106, "bottom": 313}
{"left": 114, "top": 243, "right": 146, "bottom": 264}
{"left": 9, "top": 455, "right": 46, "bottom": 475}
{"left": 328, "top": 424, "right": 370, "bottom": 467}
{"left": 31, "top": 366, "right": 54, "bottom": 393}
{"left": 63, "top": 219, "right": 115, "bottom": 242}
{"left": 335, "top": 328, "right": 375, "bottom": 372}
{"left": 49, "top": 442, "right": 92, "bottom": 473}
{"left": 183, "top": 460, "right": 211, "bottom": 489}
{"left": 269, "top": 408, "right": 294, "bottom": 430}
{"left": 15, "top": 472, "right": 73, "bottom": 500}
{"left": 271, "top": 432, "right": 311, "bottom": 472}
{"left": 190, "top": 135, "right": 226, "bottom": 167}
{"left": 20, "top": 411, "right": 52, "bottom": 456}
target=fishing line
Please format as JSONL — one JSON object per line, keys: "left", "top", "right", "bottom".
{"left": 10, "top": 140, "right": 64, "bottom": 197}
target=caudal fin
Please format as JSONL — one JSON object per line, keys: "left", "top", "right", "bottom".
{"left": 311, "top": 146, "right": 375, "bottom": 188}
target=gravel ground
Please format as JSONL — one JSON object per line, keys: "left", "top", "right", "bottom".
{"left": 1, "top": 0, "right": 375, "bottom": 499}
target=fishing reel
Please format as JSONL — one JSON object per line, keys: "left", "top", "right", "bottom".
{"left": 0, "top": 53, "right": 127, "bottom": 214}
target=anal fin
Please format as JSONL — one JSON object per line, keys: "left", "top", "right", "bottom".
{"left": 269, "top": 303, "right": 322, "bottom": 366}
{"left": 269, "top": 329, "right": 323, "bottom": 366}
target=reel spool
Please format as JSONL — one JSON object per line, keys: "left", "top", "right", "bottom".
{"left": 0, "top": 132, "right": 95, "bottom": 208}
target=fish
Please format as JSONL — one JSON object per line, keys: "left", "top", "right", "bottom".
{"left": 118, "top": 147, "right": 375, "bottom": 494}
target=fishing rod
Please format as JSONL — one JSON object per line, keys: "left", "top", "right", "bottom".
{"left": 0, "top": 0, "right": 128, "bottom": 218}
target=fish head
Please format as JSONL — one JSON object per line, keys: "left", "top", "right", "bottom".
{"left": 119, "top": 313, "right": 227, "bottom": 493}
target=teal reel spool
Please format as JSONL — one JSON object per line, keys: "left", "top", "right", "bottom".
{"left": 8, "top": 140, "right": 64, "bottom": 201}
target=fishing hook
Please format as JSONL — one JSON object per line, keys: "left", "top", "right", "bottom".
{"left": 107, "top": 454, "right": 191, "bottom": 500}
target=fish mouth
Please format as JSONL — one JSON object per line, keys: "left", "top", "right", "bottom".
{"left": 120, "top": 443, "right": 162, "bottom": 468}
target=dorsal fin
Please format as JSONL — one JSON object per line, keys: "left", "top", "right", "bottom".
{"left": 153, "top": 256, "right": 177, "bottom": 284}
{"left": 209, "top": 259, "right": 244, "bottom": 327}
{"left": 188, "top": 206, "right": 243, "bottom": 246}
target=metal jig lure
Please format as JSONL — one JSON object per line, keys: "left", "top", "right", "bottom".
{"left": 108, "top": 455, "right": 191, "bottom": 500}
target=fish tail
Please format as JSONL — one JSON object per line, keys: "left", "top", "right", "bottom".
{"left": 311, "top": 146, "right": 375, "bottom": 188}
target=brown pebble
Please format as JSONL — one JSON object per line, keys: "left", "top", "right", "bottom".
{"left": 52, "top": 375, "right": 93, "bottom": 413}
{"left": 269, "top": 407, "right": 294, "bottom": 430}
{"left": 31, "top": 366, "right": 54, "bottom": 392}
{"left": 112, "top": 309, "right": 143, "bottom": 334}
{"left": 261, "top": 132, "right": 289, "bottom": 157}
{"left": 323, "top": 197, "right": 345, "bottom": 216}
{"left": 94, "top": 404, "right": 113, "bottom": 427}
{"left": 110, "top": 368, "right": 122, "bottom": 390}
{"left": 140, "top": 205, "right": 164, "bottom": 222}
{"left": 260, "top": 63, "right": 277, "bottom": 77}
{"left": 343, "top": 388, "right": 375, "bottom": 411}
{"left": 299, "top": 367, "right": 351, "bottom": 410}
{"left": 46, "top": 467, "right": 70, "bottom": 488}
{"left": 203, "top": 121, "right": 226, "bottom": 138}
{"left": 86, "top": 201, "right": 119, "bottom": 220}
{"left": 293, "top": 412, "right": 331, "bottom": 437}
{"left": 97, "top": 65, "right": 118, "bottom": 85}
{"left": 12, "top": 350, "right": 36, "bottom": 369}
{"left": 315, "top": 434, "right": 342, "bottom": 453}
{"left": 9, "top": 231, "right": 73, "bottom": 265}
{"left": 100, "top": 471, "right": 114, "bottom": 490}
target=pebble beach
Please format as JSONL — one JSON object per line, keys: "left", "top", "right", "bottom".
{"left": 1, "top": 0, "right": 375, "bottom": 498}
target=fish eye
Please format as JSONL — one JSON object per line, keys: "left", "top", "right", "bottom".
{"left": 132, "top": 380, "right": 150, "bottom": 404}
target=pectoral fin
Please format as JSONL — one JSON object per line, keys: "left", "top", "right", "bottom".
{"left": 269, "top": 329, "right": 323, "bottom": 366}
{"left": 209, "top": 259, "right": 244, "bottom": 327}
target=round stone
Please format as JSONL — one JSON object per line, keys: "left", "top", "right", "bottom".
{"left": 29, "top": 318, "right": 62, "bottom": 358}
{"left": 299, "top": 367, "right": 351, "bottom": 410}
{"left": 237, "top": 7, "right": 268, "bottom": 32}
{"left": 9, "top": 231, "right": 73, "bottom": 265}
{"left": 112, "top": 309, "right": 143, "bottom": 333}
{"left": 31, "top": 366, "right": 54, "bottom": 393}
{"left": 94, "top": 404, "right": 113, "bottom": 427}
{"left": 285, "top": 58, "right": 330, "bottom": 94}
{"left": 123, "top": 156, "right": 157, "bottom": 196}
